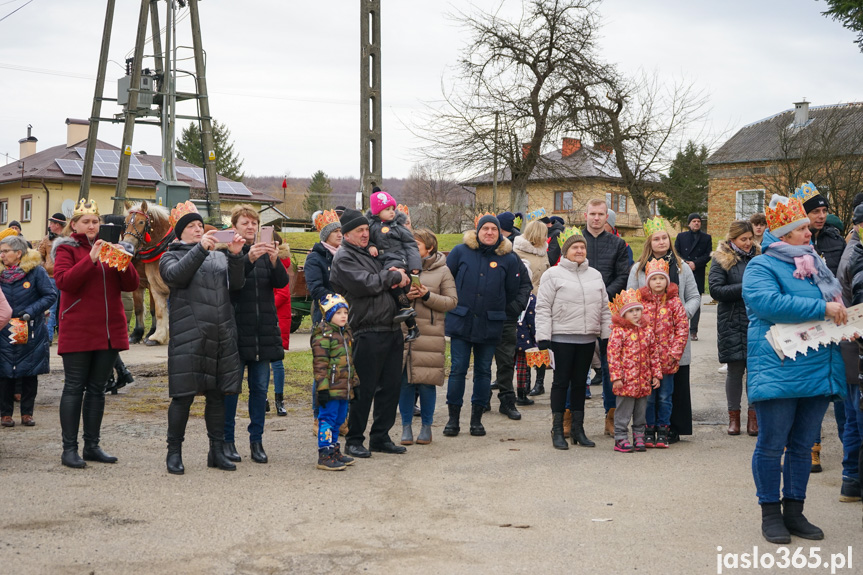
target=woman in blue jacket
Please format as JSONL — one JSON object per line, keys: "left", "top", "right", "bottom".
{"left": 742, "top": 194, "right": 847, "bottom": 545}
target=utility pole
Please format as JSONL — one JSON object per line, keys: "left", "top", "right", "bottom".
{"left": 360, "top": 0, "right": 382, "bottom": 210}
{"left": 492, "top": 111, "right": 499, "bottom": 212}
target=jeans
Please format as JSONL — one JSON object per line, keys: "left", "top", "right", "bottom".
{"left": 318, "top": 399, "right": 348, "bottom": 449}
{"left": 447, "top": 337, "right": 496, "bottom": 407}
{"left": 815, "top": 401, "right": 847, "bottom": 443}
{"left": 646, "top": 374, "right": 674, "bottom": 427}
{"left": 752, "top": 396, "right": 831, "bottom": 504}
{"left": 398, "top": 369, "right": 436, "bottom": 426}
{"left": 842, "top": 384, "right": 863, "bottom": 481}
{"left": 271, "top": 360, "right": 284, "bottom": 395}
{"left": 347, "top": 330, "right": 404, "bottom": 446}
{"left": 223, "top": 359, "right": 270, "bottom": 443}
{"left": 599, "top": 338, "right": 615, "bottom": 412}
{"left": 45, "top": 278, "right": 58, "bottom": 342}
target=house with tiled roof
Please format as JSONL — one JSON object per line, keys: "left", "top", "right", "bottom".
{"left": 463, "top": 137, "right": 659, "bottom": 233}
{"left": 0, "top": 118, "right": 278, "bottom": 240}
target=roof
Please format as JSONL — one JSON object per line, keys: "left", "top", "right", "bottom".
{"left": 0, "top": 139, "right": 278, "bottom": 204}
{"left": 706, "top": 102, "right": 863, "bottom": 166}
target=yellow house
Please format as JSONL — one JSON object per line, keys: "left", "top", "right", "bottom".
{"left": 0, "top": 119, "right": 277, "bottom": 241}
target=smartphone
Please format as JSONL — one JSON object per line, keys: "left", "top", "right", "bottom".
{"left": 98, "top": 224, "right": 122, "bottom": 244}
{"left": 258, "top": 226, "right": 274, "bottom": 244}
{"left": 210, "top": 229, "right": 236, "bottom": 243}
{"left": 410, "top": 274, "right": 421, "bottom": 287}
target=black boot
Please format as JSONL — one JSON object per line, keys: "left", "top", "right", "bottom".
{"left": 274, "top": 393, "right": 287, "bottom": 417}
{"left": 498, "top": 394, "right": 522, "bottom": 420}
{"left": 782, "top": 498, "right": 824, "bottom": 540}
{"left": 61, "top": 449, "right": 87, "bottom": 468}
{"left": 208, "top": 440, "right": 237, "bottom": 471}
{"left": 528, "top": 367, "right": 545, "bottom": 396}
{"left": 166, "top": 397, "right": 189, "bottom": 475}
{"left": 393, "top": 307, "right": 416, "bottom": 323}
{"left": 761, "top": 502, "right": 791, "bottom": 544}
{"left": 223, "top": 442, "right": 242, "bottom": 462}
{"left": 250, "top": 441, "right": 268, "bottom": 464}
{"left": 114, "top": 357, "right": 134, "bottom": 391}
{"left": 166, "top": 442, "right": 184, "bottom": 475}
{"left": 82, "top": 391, "right": 117, "bottom": 463}
{"left": 515, "top": 386, "right": 535, "bottom": 406}
{"left": 570, "top": 410, "right": 595, "bottom": 447}
{"left": 551, "top": 412, "right": 569, "bottom": 450}
{"left": 404, "top": 324, "right": 420, "bottom": 342}
{"left": 469, "top": 403, "right": 486, "bottom": 436}
{"left": 59, "top": 393, "right": 85, "bottom": 468}
{"left": 443, "top": 404, "right": 460, "bottom": 437}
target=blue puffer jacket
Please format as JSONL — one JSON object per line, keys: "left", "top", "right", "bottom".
{"left": 0, "top": 249, "right": 57, "bottom": 378}
{"left": 446, "top": 230, "right": 521, "bottom": 345}
{"left": 742, "top": 235, "right": 846, "bottom": 403}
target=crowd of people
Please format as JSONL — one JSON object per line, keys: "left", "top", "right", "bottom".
{"left": 0, "top": 183, "right": 860, "bottom": 541}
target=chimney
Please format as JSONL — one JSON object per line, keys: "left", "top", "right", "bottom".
{"left": 562, "top": 137, "right": 581, "bottom": 158}
{"left": 594, "top": 142, "right": 613, "bottom": 154}
{"left": 66, "top": 118, "right": 90, "bottom": 147}
{"left": 522, "top": 143, "right": 532, "bottom": 159}
{"left": 793, "top": 100, "right": 809, "bottom": 127}
{"left": 18, "top": 124, "right": 37, "bottom": 159}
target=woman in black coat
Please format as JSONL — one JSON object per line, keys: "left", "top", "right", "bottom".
{"left": 159, "top": 209, "right": 246, "bottom": 474}
{"left": 708, "top": 220, "right": 759, "bottom": 437}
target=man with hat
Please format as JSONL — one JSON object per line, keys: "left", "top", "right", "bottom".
{"left": 38, "top": 212, "right": 67, "bottom": 343}
{"left": 330, "top": 208, "right": 410, "bottom": 457}
{"left": 674, "top": 212, "right": 712, "bottom": 340}
{"left": 795, "top": 182, "right": 845, "bottom": 276}
{"left": 545, "top": 216, "right": 566, "bottom": 266}
{"left": 497, "top": 212, "right": 521, "bottom": 241}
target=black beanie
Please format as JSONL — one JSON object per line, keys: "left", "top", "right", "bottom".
{"left": 476, "top": 214, "right": 501, "bottom": 233}
{"left": 802, "top": 194, "right": 829, "bottom": 214}
{"left": 687, "top": 213, "right": 702, "bottom": 224}
{"left": 340, "top": 208, "right": 369, "bottom": 235}
{"left": 175, "top": 212, "right": 204, "bottom": 239}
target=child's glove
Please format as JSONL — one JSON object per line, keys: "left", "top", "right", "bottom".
{"left": 536, "top": 340, "right": 550, "bottom": 351}
{"left": 317, "top": 388, "right": 330, "bottom": 407}
{"left": 368, "top": 246, "right": 379, "bottom": 257}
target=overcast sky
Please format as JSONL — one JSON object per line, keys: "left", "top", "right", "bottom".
{"left": 1, "top": 0, "right": 862, "bottom": 180}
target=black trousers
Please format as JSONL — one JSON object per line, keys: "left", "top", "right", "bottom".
{"left": 59, "top": 349, "right": 118, "bottom": 450}
{"left": 347, "top": 330, "right": 404, "bottom": 446}
{"left": 0, "top": 376, "right": 38, "bottom": 417}
{"left": 492, "top": 320, "right": 517, "bottom": 398}
{"left": 167, "top": 391, "right": 225, "bottom": 445}
{"left": 670, "top": 364, "right": 693, "bottom": 436}
{"left": 690, "top": 307, "right": 701, "bottom": 334}
{"left": 549, "top": 342, "right": 595, "bottom": 413}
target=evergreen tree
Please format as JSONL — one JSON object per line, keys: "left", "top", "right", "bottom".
{"left": 176, "top": 119, "right": 245, "bottom": 180}
{"left": 303, "top": 170, "right": 333, "bottom": 217}
{"left": 659, "top": 141, "right": 710, "bottom": 227}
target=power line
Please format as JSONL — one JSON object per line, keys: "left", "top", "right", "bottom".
{"left": 0, "top": 0, "right": 34, "bottom": 23}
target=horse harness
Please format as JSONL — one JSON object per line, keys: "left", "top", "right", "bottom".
{"left": 124, "top": 210, "right": 176, "bottom": 264}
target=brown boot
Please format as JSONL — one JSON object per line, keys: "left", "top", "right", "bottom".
{"left": 811, "top": 443, "right": 822, "bottom": 473}
{"left": 727, "top": 410, "right": 741, "bottom": 435}
{"left": 604, "top": 407, "right": 615, "bottom": 436}
{"left": 746, "top": 408, "right": 758, "bottom": 436}
{"left": 563, "top": 409, "right": 572, "bottom": 437}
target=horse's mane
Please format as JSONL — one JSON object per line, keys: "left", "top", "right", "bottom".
{"left": 126, "top": 201, "right": 170, "bottom": 226}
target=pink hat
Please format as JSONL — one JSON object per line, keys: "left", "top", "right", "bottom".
{"left": 370, "top": 189, "right": 397, "bottom": 216}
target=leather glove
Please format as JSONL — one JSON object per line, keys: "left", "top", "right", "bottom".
{"left": 317, "top": 388, "right": 329, "bottom": 407}
{"left": 537, "top": 340, "right": 550, "bottom": 351}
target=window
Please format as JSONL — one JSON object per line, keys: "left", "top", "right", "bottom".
{"left": 0, "top": 199, "right": 7, "bottom": 224}
{"left": 605, "top": 192, "right": 627, "bottom": 213}
{"left": 554, "top": 191, "right": 573, "bottom": 212}
{"left": 649, "top": 199, "right": 662, "bottom": 216}
{"left": 752, "top": 167, "right": 766, "bottom": 175}
{"left": 736, "top": 189, "right": 764, "bottom": 220}
{"left": 20, "top": 195, "right": 32, "bottom": 222}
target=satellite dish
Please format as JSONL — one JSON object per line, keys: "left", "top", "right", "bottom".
{"left": 61, "top": 199, "right": 76, "bottom": 218}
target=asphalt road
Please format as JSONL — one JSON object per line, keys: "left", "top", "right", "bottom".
{"left": 1, "top": 303, "right": 859, "bottom": 574}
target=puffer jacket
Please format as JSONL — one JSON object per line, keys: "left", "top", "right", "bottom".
{"left": 53, "top": 234, "right": 140, "bottom": 354}
{"left": 583, "top": 230, "right": 630, "bottom": 299}
{"left": 627, "top": 260, "right": 700, "bottom": 365}
{"left": 0, "top": 289, "right": 11, "bottom": 330}
{"left": 513, "top": 235, "right": 549, "bottom": 294}
{"left": 742, "top": 236, "right": 846, "bottom": 403}
{"left": 304, "top": 242, "right": 336, "bottom": 325}
{"left": 546, "top": 220, "right": 565, "bottom": 266}
{"left": 837, "top": 228, "right": 860, "bottom": 306}
{"left": 708, "top": 241, "right": 759, "bottom": 364}
{"left": 638, "top": 283, "right": 689, "bottom": 375}
{"left": 232, "top": 244, "right": 289, "bottom": 362}
{"left": 535, "top": 258, "right": 611, "bottom": 342}
{"left": 311, "top": 320, "right": 358, "bottom": 400}
{"left": 445, "top": 231, "right": 522, "bottom": 345}
{"left": 404, "top": 251, "right": 457, "bottom": 386}
{"left": 607, "top": 315, "right": 662, "bottom": 398}
{"left": 0, "top": 249, "right": 56, "bottom": 378}
{"left": 366, "top": 210, "right": 422, "bottom": 272}
{"left": 516, "top": 294, "right": 537, "bottom": 351}
{"left": 330, "top": 239, "right": 403, "bottom": 334}
{"left": 812, "top": 224, "right": 846, "bottom": 276}
{"left": 160, "top": 242, "right": 245, "bottom": 397}
{"left": 273, "top": 243, "right": 292, "bottom": 350}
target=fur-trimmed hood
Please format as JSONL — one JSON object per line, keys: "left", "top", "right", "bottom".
{"left": 611, "top": 314, "right": 648, "bottom": 330}
{"left": 711, "top": 240, "right": 760, "bottom": 271}
{"left": 462, "top": 230, "right": 513, "bottom": 256}
{"left": 513, "top": 235, "right": 546, "bottom": 257}
{"left": 0, "top": 248, "right": 42, "bottom": 274}
{"left": 638, "top": 281, "right": 680, "bottom": 303}
{"left": 51, "top": 235, "right": 85, "bottom": 263}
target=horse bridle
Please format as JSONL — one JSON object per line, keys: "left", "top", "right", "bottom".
{"left": 123, "top": 210, "right": 151, "bottom": 253}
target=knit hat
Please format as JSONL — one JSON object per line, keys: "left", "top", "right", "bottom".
{"left": 320, "top": 293, "right": 349, "bottom": 324}
{"left": 687, "top": 213, "right": 702, "bottom": 224}
{"left": 825, "top": 213, "right": 844, "bottom": 234}
{"left": 370, "top": 189, "right": 397, "bottom": 216}
{"left": 550, "top": 216, "right": 565, "bottom": 226}
{"left": 49, "top": 213, "right": 67, "bottom": 224}
{"left": 853, "top": 193, "right": 863, "bottom": 211}
{"left": 0, "top": 227, "right": 17, "bottom": 241}
{"left": 340, "top": 208, "right": 369, "bottom": 235}
{"left": 314, "top": 210, "right": 341, "bottom": 242}
{"left": 8, "top": 220, "right": 21, "bottom": 230}
{"left": 175, "top": 212, "right": 204, "bottom": 239}
{"left": 607, "top": 209, "right": 617, "bottom": 228}
{"left": 170, "top": 201, "right": 204, "bottom": 239}
{"left": 475, "top": 213, "right": 501, "bottom": 233}
{"left": 765, "top": 194, "right": 809, "bottom": 238}
{"left": 853, "top": 204, "right": 863, "bottom": 225}
{"left": 498, "top": 212, "right": 516, "bottom": 232}
{"left": 645, "top": 258, "right": 670, "bottom": 283}
{"left": 792, "top": 181, "right": 829, "bottom": 213}
{"left": 559, "top": 227, "right": 586, "bottom": 257}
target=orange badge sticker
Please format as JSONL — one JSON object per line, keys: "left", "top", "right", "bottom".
{"left": 659, "top": 308, "right": 667, "bottom": 315}
{"left": 22, "top": 282, "right": 31, "bottom": 289}
{"left": 381, "top": 226, "right": 390, "bottom": 234}
{"left": 490, "top": 262, "right": 498, "bottom": 268}
{"left": 630, "top": 333, "right": 638, "bottom": 341}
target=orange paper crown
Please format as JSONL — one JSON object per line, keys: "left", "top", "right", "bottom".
{"left": 314, "top": 209, "right": 340, "bottom": 232}
{"left": 73, "top": 198, "right": 99, "bottom": 217}
{"left": 765, "top": 194, "right": 809, "bottom": 238}
{"left": 396, "top": 204, "right": 410, "bottom": 216}
{"left": 474, "top": 211, "right": 496, "bottom": 229}
{"left": 609, "top": 288, "right": 642, "bottom": 316}
{"left": 169, "top": 201, "right": 198, "bottom": 228}
{"left": 645, "top": 258, "right": 670, "bottom": 279}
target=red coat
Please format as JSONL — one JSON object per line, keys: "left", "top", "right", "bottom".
{"left": 607, "top": 314, "right": 662, "bottom": 398}
{"left": 638, "top": 283, "right": 689, "bottom": 375}
{"left": 274, "top": 250, "right": 291, "bottom": 350}
{"left": 53, "top": 233, "right": 140, "bottom": 354}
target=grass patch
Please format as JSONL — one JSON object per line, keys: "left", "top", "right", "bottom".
{"left": 281, "top": 232, "right": 465, "bottom": 263}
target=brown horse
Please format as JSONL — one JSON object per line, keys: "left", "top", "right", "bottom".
{"left": 123, "top": 201, "right": 173, "bottom": 346}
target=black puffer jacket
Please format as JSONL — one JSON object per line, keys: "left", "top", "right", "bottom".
{"left": 708, "top": 241, "right": 759, "bottom": 364}
{"left": 366, "top": 210, "right": 422, "bottom": 272}
{"left": 330, "top": 240, "right": 403, "bottom": 334}
{"left": 304, "top": 242, "right": 336, "bottom": 325}
{"left": 546, "top": 220, "right": 565, "bottom": 266}
{"left": 812, "top": 224, "right": 846, "bottom": 276}
{"left": 232, "top": 245, "right": 290, "bottom": 362}
{"left": 160, "top": 242, "right": 245, "bottom": 397}
{"left": 583, "top": 230, "right": 630, "bottom": 299}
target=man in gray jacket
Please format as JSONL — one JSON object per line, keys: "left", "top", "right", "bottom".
{"left": 330, "top": 208, "right": 410, "bottom": 458}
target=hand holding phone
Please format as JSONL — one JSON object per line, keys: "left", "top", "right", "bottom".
{"left": 210, "top": 229, "right": 237, "bottom": 243}
{"left": 258, "top": 226, "right": 274, "bottom": 245}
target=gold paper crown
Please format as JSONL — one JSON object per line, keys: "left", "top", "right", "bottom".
{"left": 474, "top": 211, "right": 496, "bottom": 229}
{"left": 314, "top": 209, "right": 340, "bottom": 232}
{"left": 73, "top": 198, "right": 99, "bottom": 217}
{"left": 642, "top": 216, "right": 666, "bottom": 236}
{"left": 525, "top": 207, "right": 548, "bottom": 223}
{"left": 396, "top": 204, "right": 410, "bottom": 216}
{"left": 319, "top": 293, "right": 348, "bottom": 315}
{"left": 645, "top": 258, "right": 670, "bottom": 278}
{"left": 792, "top": 181, "right": 821, "bottom": 203}
{"left": 765, "top": 196, "right": 808, "bottom": 235}
{"left": 609, "top": 288, "right": 643, "bottom": 316}
{"left": 513, "top": 215, "right": 523, "bottom": 230}
{"left": 169, "top": 201, "right": 198, "bottom": 227}
{"left": 557, "top": 226, "right": 583, "bottom": 248}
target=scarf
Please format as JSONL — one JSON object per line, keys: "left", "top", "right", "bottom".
{"left": 0, "top": 265, "right": 25, "bottom": 285}
{"left": 765, "top": 241, "right": 842, "bottom": 302}
{"left": 322, "top": 241, "right": 339, "bottom": 256}
{"left": 729, "top": 241, "right": 754, "bottom": 259}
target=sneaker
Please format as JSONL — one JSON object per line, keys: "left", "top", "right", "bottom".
{"left": 644, "top": 426, "right": 656, "bottom": 448}
{"left": 718, "top": 364, "right": 727, "bottom": 373}
{"left": 655, "top": 426, "right": 670, "bottom": 448}
{"left": 333, "top": 444, "right": 354, "bottom": 466}
{"left": 614, "top": 439, "right": 634, "bottom": 453}
{"left": 633, "top": 434, "right": 646, "bottom": 452}
{"left": 317, "top": 448, "right": 346, "bottom": 471}
{"left": 839, "top": 478, "right": 861, "bottom": 502}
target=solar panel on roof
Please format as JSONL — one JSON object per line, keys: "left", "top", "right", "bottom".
{"left": 75, "top": 147, "right": 141, "bottom": 166}
{"left": 56, "top": 159, "right": 84, "bottom": 175}
{"left": 217, "top": 180, "right": 252, "bottom": 196}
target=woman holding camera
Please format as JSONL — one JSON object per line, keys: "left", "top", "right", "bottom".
{"left": 53, "top": 199, "right": 139, "bottom": 468}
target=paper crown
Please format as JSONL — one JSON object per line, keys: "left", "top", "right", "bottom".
{"left": 319, "top": 293, "right": 348, "bottom": 315}
{"left": 642, "top": 216, "right": 666, "bottom": 236}
{"left": 169, "top": 201, "right": 198, "bottom": 227}
{"left": 525, "top": 208, "right": 548, "bottom": 223}
{"left": 557, "top": 226, "right": 583, "bottom": 248}
{"left": 474, "top": 211, "right": 497, "bottom": 229}
{"left": 765, "top": 194, "right": 809, "bottom": 238}
{"left": 314, "top": 209, "right": 340, "bottom": 232}
{"left": 513, "top": 215, "right": 523, "bottom": 230}
{"left": 609, "top": 288, "right": 643, "bottom": 316}
{"left": 396, "top": 204, "right": 410, "bottom": 216}
{"left": 73, "top": 198, "right": 99, "bottom": 217}
{"left": 791, "top": 181, "right": 821, "bottom": 204}
{"left": 645, "top": 258, "right": 670, "bottom": 279}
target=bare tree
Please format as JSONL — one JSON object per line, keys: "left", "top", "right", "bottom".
{"left": 403, "top": 162, "right": 474, "bottom": 233}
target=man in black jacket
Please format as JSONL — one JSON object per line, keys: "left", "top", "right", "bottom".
{"left": 674, "top": 213, "right": 712, "bottom": 339}
{"left": 330, "top": 208, "right": 410, "bottom": 458}
{"left": 545, "top": 216, "right": 565, "bottom": 266}
{"left": 803, "top": 188, "right": 845, "bottom": 276}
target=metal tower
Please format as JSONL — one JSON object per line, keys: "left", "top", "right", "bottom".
{"left": 360, "top": 0, "right": 382, "bottom": 210}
